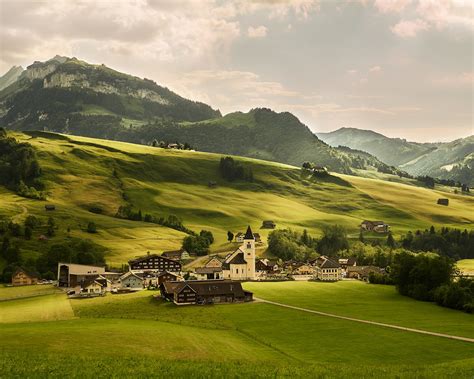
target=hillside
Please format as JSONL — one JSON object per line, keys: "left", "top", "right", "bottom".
{"left": 0, "top": 65, "right": 23, "bottom": 91}
{"left": 0, "top": 57, "right": 401, "bottom": 175}
{"left": 317, "top": 127, "right": 474, "bottom": 185}
{"left": 0, "top": 130, "right": 472, "bottom": 267}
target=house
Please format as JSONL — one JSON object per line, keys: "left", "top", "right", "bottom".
{"left": 222, "top": 226, "right": 256, "bottom": 281}
{"left": 57, "top": 263, "right": 106, "bottom": 288}
{"left": 235, "top": 232, "right": 245, "bottom": 243}
{"left": 338, "top": 257, "right": 357, "bottom": 272}
{"left": 208, "top": 181, "right": 217, "bottom": 188}
{"left": 253, "top": 233, "right": 262, "bottom": 243}
{"left": 129, "top": 253, "right": 182, "bottom": 274}
{"left": 437, "top": 198, "right": 449, "bottom": 206}
{"left": 11, "top": 268, "right": 39, "bottom": 286}
{"left": 346, "top": 266, "right": 384, "bottom": 281}
{"left": 157, "top": 271, "right": 181, "bottom": 285}
{"left": 44, "top": 204, "right": 56, "bottom": 211}
{"left": 161, "top": 249, "right": 190, "bottom": 261}
{"left": 314, "top": 257, "right": 341, "bottom": 281}
{"left": 261, "top": 220, "right": 276, "bottom": 229}
{"left": 167, "top": 143, "right": 179, "bottom": 149}
{"left": 360, "top": 220, "right": 390, "bottom": 233}
{"left": 120, "top": 271, "right": 144, "bottom": 289}
{"left": 81, "top": 279, "right": 105, "bottom": 294}
{"left": 160, "top": 279, "right": 253, "bottom": 305}
{"left": 195, "top": 267, "right": 223, "bottom": 280}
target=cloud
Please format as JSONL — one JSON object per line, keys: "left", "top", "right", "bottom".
{"left": 391, "top": 18, "right": 429, "bottom": 37}
{"left": 369, "top": 65, "right": 382, "bottom": 73}
{"left": 416, "top": 0, "right": 474, "bottom": 29}
{"left": 432, "top": 72, "right": 474, "bottom": 87}
{"left": 247, "top": 25, "right": 268, "bottom": 38}
{"left": 374, "top": 0, "right": 412, "bottom": 13}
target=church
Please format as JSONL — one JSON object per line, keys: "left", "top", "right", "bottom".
{"left": 222, "top": 226, "right": 256, "bottom": 281}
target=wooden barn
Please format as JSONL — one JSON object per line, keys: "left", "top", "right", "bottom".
{"left": 11, "top": 268, "right": 39, "bottom": 286}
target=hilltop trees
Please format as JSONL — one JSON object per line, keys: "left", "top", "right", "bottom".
{"left": 219, "top": 156, "right": 253, "bottom": 182}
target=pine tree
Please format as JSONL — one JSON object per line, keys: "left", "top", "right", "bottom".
{"left": 387, "top": 232, "right": 395, "bottom": 248}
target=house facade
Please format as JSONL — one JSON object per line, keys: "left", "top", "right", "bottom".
{"left": 58, "top": 263, "right": 106, "bottom": 288}
{"left": 315, "top": 257, "right": 341, "bottom": 281}
{"left": 11, "top": 268, "right": 39, "bottom": 286}
{"left": 129, "top": 253, "right": 182, "bottom": 274}
{"left": 161, "top": 249, "right": 190, "bottom": 261}
{"left": 120, "top": 272, "right": 144, "bottom": 289}
{"left": 360, "top": 220, "right": 390, "bottom": 233}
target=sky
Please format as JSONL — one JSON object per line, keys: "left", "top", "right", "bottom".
{"left": 0, "top": 0, "right": 473, "bottom": 142}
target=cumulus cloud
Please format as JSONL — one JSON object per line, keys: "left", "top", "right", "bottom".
{"left": 248, "top": 25, "right": 268, "bottom": 38}
{"left": 369, "top": 65, "right": 382, "bottom": 73}
{"left": 391, "top": 18, "right": 429, "bottom": 37}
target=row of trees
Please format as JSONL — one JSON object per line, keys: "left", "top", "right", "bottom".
{"left": 219, "top": 156, "right": 254, "bottom": 182}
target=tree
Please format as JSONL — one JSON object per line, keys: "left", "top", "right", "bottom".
{"left": 359, "top": 230, "right": 365, "bottom": 243}
{"left": 152, "top": 139, "right": 158, "bottom": 147}
{"left": 386, "top": 232, "right": 395, "bottom": 248}
{"left": 317, "top": 225, "right": 349, "bottom": 256}
{"left": 24, "top": 215, "right": 39, "bottom": 229}
{"left": 24, "top": 226, "right": 32, "bottom": 240}
{"left": 199, "top": 230, "right": 214, "bottom": 245}
{"left": 227, "top": 231, "right": 234, "bottom": 243}
{"left": 182, "top": 235, "right": 210, "bottom": 256}
{"left": 1, "top": 236, "right": 10, "bottom": 256}
{"left": 87, "top": 222, "right": 97, "bottom": 233}
{"left": 47, "top": 217, "right": 56, "bottom": 237}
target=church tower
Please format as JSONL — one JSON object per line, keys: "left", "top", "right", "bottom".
{"left": 242, "top": 225, "right": 256, "bottom": 280}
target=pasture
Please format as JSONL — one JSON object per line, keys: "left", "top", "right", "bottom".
{"left": 1, "top": 131, "right": 472, "bottom": 266}
{"left": 0, "top": 281, "right": 473, "bottom": 378}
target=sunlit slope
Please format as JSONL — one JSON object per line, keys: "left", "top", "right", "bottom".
{"left": 2, "top": 131, "right": 472, "bottom": 265}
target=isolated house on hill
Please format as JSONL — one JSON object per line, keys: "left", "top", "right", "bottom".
{"left": 11, "top": 268, "right": 39, "bottom": 286}
{"left": 261, "top": 220, "right": 276, "bottom": 229}
{"left": 361, "top": 220, "right": 390, "bottom": 233}
{"left": 437, "top": 198, "right": 449, "bottom": 206}
{"left": 160, "top": 280, "right": 253, "bottom": 305}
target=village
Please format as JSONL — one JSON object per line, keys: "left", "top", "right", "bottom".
{"left": 11, "top": 222, "right": 389, "bottom": 306}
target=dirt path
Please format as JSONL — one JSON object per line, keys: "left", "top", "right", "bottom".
{"left": 255, "top": 297, "right": 474, "bottom": 344}
{"left": 12, "top": 205, "right": 28, "bottom": 223}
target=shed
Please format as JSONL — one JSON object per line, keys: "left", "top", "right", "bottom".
{"left": 45, "top": 205, "right": 56, "bottom": 211}
{"left": 437, "top": 198, "right": 449, "bottom": 206}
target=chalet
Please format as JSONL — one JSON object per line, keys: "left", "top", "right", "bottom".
{"left": 160, "top": 280, "right": 253, "bottom": 305}
{"left": 81, "top": 279, "right": 105, "bottom": 294}
{"left": 360, "top": 220, "right": 390, "bottom": 233}
{"left": 338, "top": 257, "right": 357, "bottom": 272}
{"left": 44, "top": 204, "right": 56, "bottom": 211}
{"left": 157, "top": 271, "right": 181, "bottom": 285}
{"left": 129, "top": 253, "right": 182, "bottom": 274}
{"left": 11, "top": 268, "right": 39, "bottom": 286}
{"left": 222, "top": 226, "right": 256, "bottom": 281}
{"left": 347, "top": 266, "right": 384, "bottom": 281}
{"left": 437, "top": 198, "right": 449, "bottom": 206}
{"left": 57, "top": 263, "right": 106, "bottom": 288}
{"left": 261, "top": 220, "right": 276, "bottom": 229}
{"left": 315, "top": 257, "right": 341, "bottom": 281}
{"left": 120, "top": 272, "right": 144, "bottom": 289}
{"left": 161, "top": 249, "right": 190, "bottom": 261}
{"left": 255, "top": 259, "right": 278, "bottom": 273}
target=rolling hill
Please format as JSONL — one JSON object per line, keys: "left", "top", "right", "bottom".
{"left": 0, "top": 130, "right": 472, "bottom": 267}
{"left": 317, "top": 127, "right": 474, "bottom": 185}
{"left": 0, "top": 57, "right": 403, "bottom": 175}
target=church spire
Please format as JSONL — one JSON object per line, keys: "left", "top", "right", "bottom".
{"left": 244, "top": 225, "right": 254, "bottom": 240}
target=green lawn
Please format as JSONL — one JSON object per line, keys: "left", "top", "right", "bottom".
{"left": 457, "top": 259, "right": 474, "bottom": 275}
{"left": 1, "top": 131, "right": 472, "bottom": 266}
{"left": 0, "top": 281, "right": 473, "bottom": 377}
{"left": 0, "top": 284, "right": 59, "bottom": 301}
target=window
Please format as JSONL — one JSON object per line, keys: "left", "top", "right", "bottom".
{"left": 236, "top": 268, "right": 239, "bottom": 274}
{"left": 247, "top": 243, "right": 251, "bottom": 249}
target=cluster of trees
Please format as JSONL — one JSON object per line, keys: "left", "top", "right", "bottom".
{"left": 0, "top": 128, "right": 43, "bottom": 199}
{"left": 268, "top": 229, "right": 318, "bottom": 261}
{"left": 417, "top": 175, "right": 470, "bottom": 192}
{"left": 390, "top": 252, "right": 473, "bottom": 313}
{"left": 182, "top": 230, "right": 214, "bottom": 256}
{"left": 219, "top": 156, "right": 254, "bottom": 182}
{"left": 301, "top": 162, "right": 330, "bottom": 178}
{"left": 151, "top": 140, "right": 193, "bottom": 150}
{"left": 115, "top": 205, "right": 194, "bottom": 234}
{"left": 400, "top": 226, "right": 474, "bottom": 259}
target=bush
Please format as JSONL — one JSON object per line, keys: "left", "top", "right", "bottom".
{"left": 88, "top": 205, "right": 103, "bottom": 214}
{"left": 87, "top": 222, "right": 97, "bottom": 233}
{"left": 434, "top": 278, "right": 474, "bottom": 313}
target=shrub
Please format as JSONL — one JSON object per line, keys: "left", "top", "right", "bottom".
{"left": 87, "top": 222, "right": 97, "bottom": 233}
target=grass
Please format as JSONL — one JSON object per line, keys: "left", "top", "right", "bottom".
{"left": 0, "top": 282, "right": 473, "bottom": 377}
{"left": 0, "top": 284, "right": 59, "bottom": 301}
{"left": 457, "top": 259, "right": 474, "bottom": 275}
{"left": 1, "top": 131, "right": 472, "bottom": 266}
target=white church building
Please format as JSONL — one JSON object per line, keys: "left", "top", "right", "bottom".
{"left": 222, "top": 226, "right": 256, "bottom": 281}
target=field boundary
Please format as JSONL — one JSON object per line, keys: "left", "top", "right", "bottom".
{"left": 256, "top": 298, "right": 474, "bottom": 344}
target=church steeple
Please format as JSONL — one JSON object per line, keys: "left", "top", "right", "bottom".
{"left": 244, "top": 225, "right": 254, "bottom": 240}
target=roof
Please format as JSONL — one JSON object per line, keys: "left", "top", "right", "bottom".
{"left": 362, "top": 220, "right": 386, "bottom": 225}
{"left": 157, "top": 271, "right": 179, "bottom": 278}
{"left": 165, "top": 280, "right": 249, "bottom": 298}
{"left": 13, "top": 267, "right": 40, "bottom": 279}
{"left": 320, "top": 259, "right": 340, "bottom": 269}
{"left": 228, "top": 252, "right": 247, "bottom": 265}
{"left": 244, "top": 225, "right": 254, "bottom": 240}
{"left": 81, "top": 279, "right": 104, "bottom": 288}
{"left": 195, "top": 267, "right": 223, "bottom": 274}
{"left": 120, "top": 271, "right": 144, "bottom": 281}
{"left": 58, "top": 262, "right": 106, "bottom": 275}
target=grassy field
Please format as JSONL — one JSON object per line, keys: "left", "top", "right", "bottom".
{"left": 0, "top": 281, "right": 473, "bottom": 378}
{"left": 457, "top": 259, "right": 474, "bottom": 275}
{"left": 0, "top": 284, "right": 59, "bottom": 301}
{"left": 1, "top": 131, "right": 472, "bottom": 266}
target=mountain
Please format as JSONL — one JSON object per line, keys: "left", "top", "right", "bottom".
{"left": 317, "top": 127, "right": 474, "bottom": 185}
{"left": 0, "top": 65, "right": 23, "bottom": 91}
{"left": 316, "top": 127, "right": 434, "bottom": 166}
{"left": 0, "top": 56, "right": 400, "bottom": 176}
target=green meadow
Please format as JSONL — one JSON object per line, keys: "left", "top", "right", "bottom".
{"left": 1, "top": 131, "right": 472, "bottom": 266}
{"left": 0, "top": 281, "right": 473, "bottom": 378}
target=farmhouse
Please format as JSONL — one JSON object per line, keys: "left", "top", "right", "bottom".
{"left": 160, "top": 279, "right": 253, "bottom": 305}
{"left": 261, "top": 220, "right": 276, "bottom": 229}
{"left": 338, "top": 257, "right": 357, "bottom": 272}
{"left": 120, "top": 271, "right": 144, "bottom": 289}
{"left": 360, "top": 220, "right": 390, "bottom": 233}
{"left": 81, "top": 279, "right": 105, "bottom": 294}
{"left": 161, "top": 249, "right": 190, "bottom": 261}
{"left": 57, "top": 263, "right": 106, "bottom": 288}
{"left": 314, "top": 257, "right": 341, "bottom": 281}
{"left": 11, "top": 268, "right": 39, "bottom": 286}
{"left": 129, "top": 253, "right": 182, "bottom": 274}
{"left": 437, "top": 198, "right": 449, "bottom": 206}
{"left": 222, "top": 226, "right": 256, "bottom": 281}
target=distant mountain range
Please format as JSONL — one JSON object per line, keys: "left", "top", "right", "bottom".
{"left": 0, "top": 57, "right": 471, "bottom": 184}
{"left": 317, "top": 128, "right": 473, "bottom": 185}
